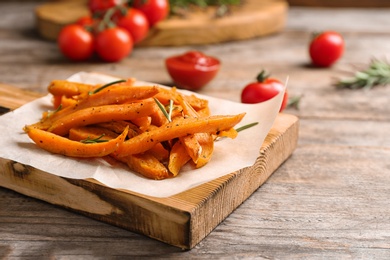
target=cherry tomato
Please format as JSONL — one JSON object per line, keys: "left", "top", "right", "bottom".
{"left": 165, "top": 51, "right": 220, "bottom": 90}
{"left": 76, "top": 15, "right": 94, "bottom": 26}
{"left": 309, "top": 31, "right": 344, "bottom": 67}
{"left": 117, "top": 8, "right": 149, "bottom": 44}
{"left": 57, "top": 24, "right": 94, "bottom": 61}
{"left": 95, "top": 27, "right": 133, "bottom": 62}
{"left": 133, "top": 0, "right": 169, "bottom": 27}
{"left": 241, "top": 71, "right": 288, "bottom": 112}
{"left": 88, "top": 0, "right": 120, "bottom": 13}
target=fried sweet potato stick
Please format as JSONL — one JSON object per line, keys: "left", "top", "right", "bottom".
{"left": 130, "top": 116, "right": 151, "bottom": 131}
{"left": 30, "top": 84, "right": 158, "bottom": 132}
{"left": 168, "top": 140, "right": 191, "bottom": 176}
{"left": 68, "top": 126, "right": 119, "bottom": 141}
{"left": 47, "top": 78, "right": 136, "bottom": 97}
{"left": 96, "top": 121, "right": 142, "bottom": 139}
{"left": 178, "top": 95, "right": 214, "bottom": 167}
{"left": 69, "top": 126, "right": 170, "bottom": 179}
{"left": 119, "top": 153, "right": 170, "bottom": 180}
{"left": 193, "top": 133, "right": 214, "bottom": 168}
{"left": 181, "top": 134, "right": 202, "bottom": 163}
{"left": 115, "top": 113, "right": 245, "bottom": 157}
{"left": 33, "top": 85, "right": 159, "bottom": 131}
{"left": 48, "top": 99, "right": 157, "bottom": 136}
{"left": 174, "top": 95, "right": 203, "bottom": 163}
{"left": 26, "top": 126, "right": 128, "bottom": 158}
{"left": 75, "top": 85, "right": 159, "bottom": 109}
{"left": 48, "top": 80, "right": 95, "bottom": 97}
{"left": 154, "top": 87, "right": 208, "bottom": 111}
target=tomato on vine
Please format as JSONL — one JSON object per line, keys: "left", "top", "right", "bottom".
{"left": 88, "top": 0, "right": 121, "bottom": 13}
{"left": 117, "top": 8, "right": 149, "bottom": 44}
{"left": 57, "top": 24, "right": 94, "bottom": 61}
{"left": 76, "top": 15, "right": 95, "bottom": 28}
{"left": 132, "top": 0, "right": 169, "bottom": 26}
{"left": 95, "top": 27, "right": 133, "bottom": 62}
{"left": 309, "top": 31, "right": 344, "bottom": 67}
{"left": 241, "top": 71, "right": 288, "bottom": 112}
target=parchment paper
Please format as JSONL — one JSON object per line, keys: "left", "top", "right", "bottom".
{"left": 0, "top": 72, "right": 284, "bottom": 197}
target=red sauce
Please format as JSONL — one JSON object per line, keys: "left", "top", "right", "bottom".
{"left": 165, "top": 51, "right": 220, "bottom": 90}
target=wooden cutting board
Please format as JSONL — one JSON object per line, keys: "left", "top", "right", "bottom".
{"left": 0, "top": 83, "right": 299, "bottom": 249}
{"left": 35, "top": 0, "right": 288, "bottom": 46}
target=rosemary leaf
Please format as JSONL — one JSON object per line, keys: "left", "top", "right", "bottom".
{"left": 335, "top": 60, "right": 390, "bottom": 89}
{"left": 167, "top": 99, "right": 174, "bottom": 122}
{"left": 216, "top": 121, "right": 259, "bottom": 142}
{"left": 236, "top": 122, "right": 258, "bottom": 132}
{"left": 169, "top": 0, "right": 241, "bottom": 16}
{"left": 154, "top": 98, "right": 172, "bottom": 122}
{"left": 47, "top": 104, "right": 62, "bottom": 118}
{"left": 89, "top": 79, "right": 126, "bottom": 95}
{"left": 80, "top": 134, "right": 109, "bottom": 144}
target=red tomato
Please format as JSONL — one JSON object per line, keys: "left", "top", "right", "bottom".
{"left": 117, "top": 8, "right": 149, "bottom": 44}
{"left": 95, "top": 27, "right": 133, "bottom": 62}
{"left": 165, "top": 51, "right": 220, "bottom": 90}
{"left": 88, "top": 0, "right": 120, "bottom": 13}
{"left": 76, "top": 15, "right": 95, "bottom": 28}
{"left": 133, "top": 0, "right": 169, "bottom": 26}
{"left": 309, "top": 31, "right": 344, "bottom": 67}
{"left": 241, "top": 71, "right": 288, "bottom": 112}
{"left": 57, "top": 24, "right": 94, "bottom": 61}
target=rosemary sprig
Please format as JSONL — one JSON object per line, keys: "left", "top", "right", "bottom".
{"left": 167, "top": 99, "right": 174, "bottom": 121}
{"left": 46, "top": 104, "right": 62, "bottom": 118}
{"left": 216, "top": 121, "right": 258, "bottom": 141}
{"left": 89, "top": 79, "right": 126, "bottom": 95}
{"left": 235, "top": 122, "right": 258, "bottom": 132}
{"left": 80, "top": 134, "right": 109, "bottom": 144}
{"left": 154, "top": 98, "right": 174, "bottom": 122}
{"left": 335, "top": 60, "right": 390, "bottom": 89}
{"left": 169, "top": 0, "right": 241, "bottom": 17}
{"left": 287, "top": 95, "right": 302, "bottom": 110}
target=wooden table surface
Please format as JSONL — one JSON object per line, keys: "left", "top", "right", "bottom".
{"left": 1, "top": 1, "right": 390, "bottom": 259}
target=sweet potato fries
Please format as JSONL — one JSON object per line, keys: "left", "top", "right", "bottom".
{"left": 23, "top": 79, "right": 245, "bottom": 180}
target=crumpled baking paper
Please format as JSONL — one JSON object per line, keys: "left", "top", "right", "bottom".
{"left": 0, "top": 72, "right": 284, "bottom": 197}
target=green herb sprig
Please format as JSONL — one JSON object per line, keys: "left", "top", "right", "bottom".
{"left": 169, "top": 0, "right": 241, "bottom": 17}
{"left": 235, "top": 122, "right": 258, "bottom": 132}
{"left": 46, "top": 104, "right": 62, "bottom": 118}
{"left": 154, "top": 98, "right": 174, "bottom": 122}
{"left": 80, "top": 134, "right": 109, "bottom": 144}
{"left": 89, "top": 79, "right": 126, "bottom": 95}
{"left": 335, "top": 60, "right": 390, "bottom": 90}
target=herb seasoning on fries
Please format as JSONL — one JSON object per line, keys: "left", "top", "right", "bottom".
{"left": 23, "top": 79, "right": 245, "bottom": 180}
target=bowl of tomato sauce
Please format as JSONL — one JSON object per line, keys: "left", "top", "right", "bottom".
{"left": 165, "top": 51, "right": 220, "bottom": 90}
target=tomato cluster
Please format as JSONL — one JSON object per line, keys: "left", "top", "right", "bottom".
{"left": 58, "top": 0, "right": 170, "bottom": 62}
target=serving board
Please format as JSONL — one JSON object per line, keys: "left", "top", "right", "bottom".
{"left": 0, "top": 83, "right": 299, "bottom": 249}
{"left": 35, "top": 0, "right": 288, "bottom": 46}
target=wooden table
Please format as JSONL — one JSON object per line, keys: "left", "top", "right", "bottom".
{"left": 1, "top": 1, "right": 390, "bottom": 258}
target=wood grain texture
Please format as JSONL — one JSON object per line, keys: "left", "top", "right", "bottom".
{"left": 35, "top": 0, "right": 89, "bottom": 41}
{"left": 0, "top": 84, "right": 298, "bottom": 249}
{"left": 35, "top": 0, "right": 288, "bottom": 45}
{"left": 1, "top": 1, "right": 390, "bottom": 258}
{"left": 139, "top": 0, "right": 288, "bottom": 46}
{"left": 0, "top": 83, "right": 43, "bottom": 111}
